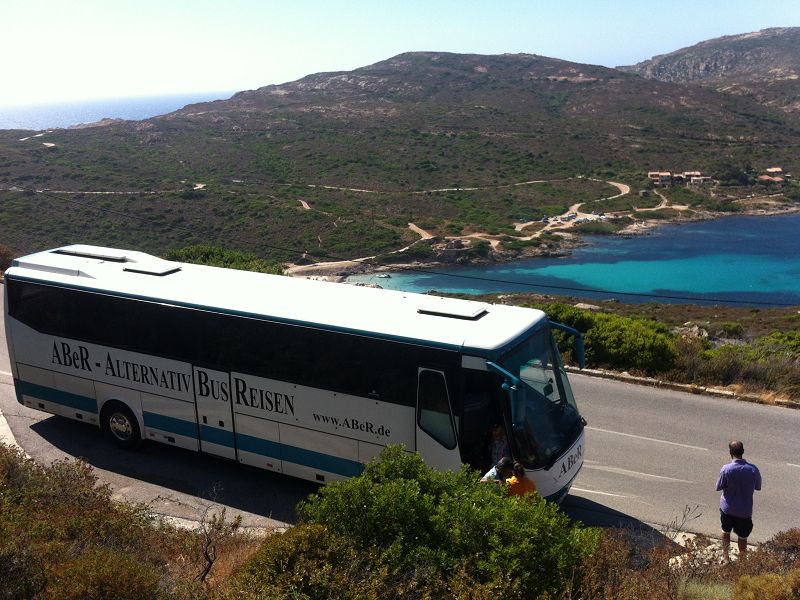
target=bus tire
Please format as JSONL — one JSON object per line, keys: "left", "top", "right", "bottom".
{"left": 101, "top": 402, "right": 141, "bottom": 449}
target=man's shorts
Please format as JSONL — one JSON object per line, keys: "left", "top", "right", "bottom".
{"left": 720, "top": 509, "right": 753, "bottom": 538}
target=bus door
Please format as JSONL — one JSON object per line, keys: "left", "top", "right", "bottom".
{"left": 193, "top": 367, "right": 236, "bottom": 460}
{"left": 416, "top": 368, "right": 461, "bottom": 472}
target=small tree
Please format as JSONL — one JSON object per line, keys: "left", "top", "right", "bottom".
{"left": 296, "top": 446, "right": 598, "bottom": 599}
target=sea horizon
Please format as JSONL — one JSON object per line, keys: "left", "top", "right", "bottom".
{"left": 0, "top": 91, "right": 235, "bottom": 131}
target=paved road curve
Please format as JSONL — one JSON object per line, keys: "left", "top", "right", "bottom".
{"left": 1, "top": 286, "right": 798, "bottom": 540}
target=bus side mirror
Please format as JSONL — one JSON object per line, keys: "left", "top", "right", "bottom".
{"left": 487, "top": 361, "right": 525, "bottom": 429}
{"left": 549, "top": 321, "right": 585, "bottom": 369}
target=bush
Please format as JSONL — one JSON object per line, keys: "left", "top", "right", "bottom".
{"left": 719, "top": 322, "right": 745, "bottom": 338}
{"left": 0, "top": 540, "right": 46, "bottom": 600}
{"left": 760, "top": 528, "right": 800, "bottom": 570}
{"left": 0, "top": 444, "right": 194, "bottom": 599}
{"left": 47, "top": 547, "right": 163, "bottom": 600}
{"left": 295, "top": 446, "right": 597, "bottom": 599}
{"left": 698, "top": 337, "right": 800, "bottom": 394}
{"left": 733, "top": 568, "right": 800, "bottom": 600}
{"left": 165, "top": 245, "right": 284, "bottom": 274}
{"left": 535, "top": 303, "right": 676, "bottom": 375}
{"left": 585, "top": 313, "right": 676, "bottom": 375}
{"left": 577, "top": 530, "right": 677, "bottom": 600}
{"left": 222, "top": 524, "right": 385, "bottom": 600}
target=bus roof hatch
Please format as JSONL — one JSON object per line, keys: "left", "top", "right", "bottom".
{"left": 417, "top": 298, "right": 488, "bottom": 320}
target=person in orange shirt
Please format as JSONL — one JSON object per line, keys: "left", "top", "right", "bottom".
{"left": 506, "top": 462, "right": 537, "bottom": 498}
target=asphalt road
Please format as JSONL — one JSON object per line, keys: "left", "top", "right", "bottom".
{"left": 562, "top": 374, "right": 799, "bottom": 543}
{"left": 2, "top": 286, "right": 798, "bottom": 540}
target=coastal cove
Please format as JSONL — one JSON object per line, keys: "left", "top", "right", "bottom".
{"left": 347, "top": 213, "right": 800, "bottom": 306}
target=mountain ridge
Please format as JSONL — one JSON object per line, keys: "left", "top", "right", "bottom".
{"left": 619, "top": 27, "right": 800, "bottom": 112}
{"left": 2, "top": 48, "right": 800, "bottom": 262}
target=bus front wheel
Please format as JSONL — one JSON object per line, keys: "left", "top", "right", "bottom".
{"left": 102, "top": 402, "right": 141, "bottom": 449}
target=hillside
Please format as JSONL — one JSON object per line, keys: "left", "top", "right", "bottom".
{"left": 619, "top": 27, "right": 800, "bottom": 113}
{"left": 2, "top": 51, "right": 800, "bottom": 264}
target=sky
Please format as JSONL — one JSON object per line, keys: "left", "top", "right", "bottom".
{"left": 2, "top": 0, "right": 800, "bottom": 108}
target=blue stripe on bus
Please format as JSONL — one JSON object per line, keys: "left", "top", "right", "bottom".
{"left": 236, "top": 432, "right": 281, "bottom": 459}
{"left": 237, "top": 432, "right": 364, "bottom": 477}
{"left": 19, "top": 380, "right": 98, "bottom": 414}
{"left": 143, "top": 411, "right": 199, "bottom": 439}
{"left": 17, "top": 379, "right": 366, "bottom": 479}
{"left": 282, "top": 444, "right": 365, "bottom": 478}
{"left": 199, "top": 424, "right": 236, "bottom": 447}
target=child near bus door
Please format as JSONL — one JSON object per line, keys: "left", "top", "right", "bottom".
{"left": 506, "top": 462, "right": 537, "bottom": 498}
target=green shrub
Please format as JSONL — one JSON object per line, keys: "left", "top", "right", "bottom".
{"left": 222, "top": 523, "right": 385, "bottom": 600}
{"left": 165, "top": 245, "right": 284, "bottom": 274}
{"left": 47, "top": 547, "right": 163, "bottom": 600}
{"left": 464, "top": 238, "right": 491, "bottom": 259}
{"left": 699, "top": 336, "right": 800, "bottom": 393}
{"left": 577, "top": 530, "right": 677, "bottom": 599}
{"left": 760, "top": 528, "right": 800, "bottom": 570}
{"left": 534, "top": 303, "right": 676, "bottom": 375}
{"left": 719, "top": 322, "right": 745, "bottom": 338}
{"left": 0, "top": 445, "right": 188, "bottom": 598}
{"left": 296, "top": 446, "right": 597, "bottom": 599}
{"left": 0, "top": 540, "right": 46, "bottom": 600}
{"left": 733, "top": 568, "right": 800, "bottom": 600}
{"left": 585, "top": 314, "right": 675, "bottom": 375}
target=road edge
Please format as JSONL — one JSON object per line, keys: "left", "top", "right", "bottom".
{"left": 566, "top": 366, "right": 800, "bottom": 409}
{"left": 0, "top": 371, "right": 21, "bottom": 448}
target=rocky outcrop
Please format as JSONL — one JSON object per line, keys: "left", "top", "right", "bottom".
{"left": 619, "top": 28, "right": 800, "bottom": 112}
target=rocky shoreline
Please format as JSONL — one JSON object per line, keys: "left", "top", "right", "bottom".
{"left": 286, "top": 200, "right": 800, "bottom": 283}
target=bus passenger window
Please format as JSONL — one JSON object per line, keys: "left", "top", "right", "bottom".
{"left": 417, "top": 370, "right": 456, "bottom": 449}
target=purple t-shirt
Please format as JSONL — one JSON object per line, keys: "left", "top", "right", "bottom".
{"left": 716, "top": 459, "right": 762, "bottom": 518}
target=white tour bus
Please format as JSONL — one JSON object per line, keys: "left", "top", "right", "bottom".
{"left": 4, "top": 245, "right": 586, "bottom": 501}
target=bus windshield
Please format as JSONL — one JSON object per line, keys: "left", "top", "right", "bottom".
{"left": 499, "top": 327, "right": 583, "bottom": 470}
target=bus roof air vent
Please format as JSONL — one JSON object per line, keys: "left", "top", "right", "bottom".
{"left": 417, "top": 298, "right": 488, "bottom": 320}
{"left": 50, "top": 246, "right": 181, "bottom": 276}
{"left": 52, "top": 246, "right": 130, "bottom": 262}
{"left": 123, "top": 265, "right": 181, "bottom": 276}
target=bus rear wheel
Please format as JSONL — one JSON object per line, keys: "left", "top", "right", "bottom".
{"left": 102, "top": 402, "right": 141, "bottom": 449}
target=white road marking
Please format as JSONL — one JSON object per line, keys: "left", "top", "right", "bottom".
{"left": 582, "top": 463, "right": 693, "bottom": 483}
{"left": 0, "top": 371, "right": 11, "bottom": 377}
{"left": 788, "top": 463, "right": 800, "bottom": 469}
{"left": 586, "top": 426, "right": 708, "bottom": 451}
{"left": 571, "top": 487, "right": 630, "bottom": 498}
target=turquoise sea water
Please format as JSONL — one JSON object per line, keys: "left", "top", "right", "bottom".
{"left": 347, "top": 213, "right": 800, "bottom": 306}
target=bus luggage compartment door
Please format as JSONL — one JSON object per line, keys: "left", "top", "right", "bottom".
{"left": 193, "top": 367, "right": 236, "bottom": 459}
{"left": 416, "top": 368, "right": 461, "bottom": 472}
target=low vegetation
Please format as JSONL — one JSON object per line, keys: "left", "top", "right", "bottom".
{"left": 164, "top": 245, "right": 284, "bottom": 274}
{"left": 532, "top": 300, "right": 800, "bottom": 400}
{"left": 2, "top": 443, "right": 799, "bottom": 599}
{"left": 0, "top": 444, "right": 253, "bottom": 599}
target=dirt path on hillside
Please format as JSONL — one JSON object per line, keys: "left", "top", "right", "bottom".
{"left": 288, "top": 179, "right": 633, "bottom": 276}
{"left": 607, "top": 181, "right": 630, "bottom": 198}
{"left": 408, "top": 223, "right": 434, "bottom": 239}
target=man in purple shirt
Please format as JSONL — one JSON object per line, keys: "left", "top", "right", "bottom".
{"left": 716, "top": 440, "right": 762, "bottom": 562}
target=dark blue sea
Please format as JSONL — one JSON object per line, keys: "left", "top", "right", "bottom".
{"left": 0, "top": 92, "right": 234, "bottom": 131}
{"left": 348, "top": 213, "right": 800, "bottom": 306}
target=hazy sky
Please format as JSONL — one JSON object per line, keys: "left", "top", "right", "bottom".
{"left": 2, "top": 0, "right": 799, "bottom": 107}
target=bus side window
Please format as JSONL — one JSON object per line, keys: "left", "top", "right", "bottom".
{"left": 417, "top": 369, "right": 456, "bottom": 449}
